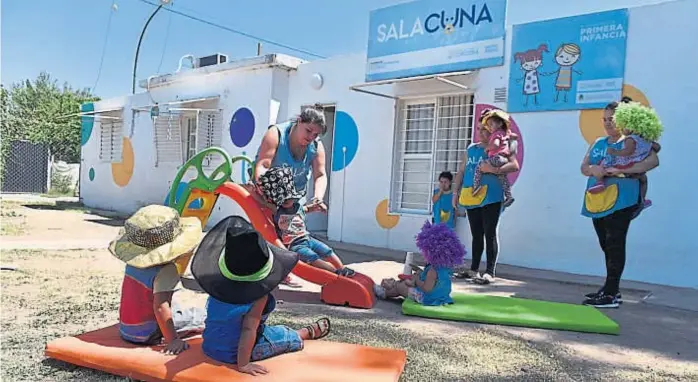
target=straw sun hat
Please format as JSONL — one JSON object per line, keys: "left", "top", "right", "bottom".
{"left": 481, "top": 109, "right": 511, "bottom": 131}
{"left": 109, "top": 205, "right": 202, "bottom": 268}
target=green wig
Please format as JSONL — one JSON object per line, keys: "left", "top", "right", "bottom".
{"left": 613, "top": 102, "right": 663, "bottom": 142}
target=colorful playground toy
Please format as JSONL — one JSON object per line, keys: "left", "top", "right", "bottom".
{"left": 165, "top": 147, "right": 376, "bottom": 309}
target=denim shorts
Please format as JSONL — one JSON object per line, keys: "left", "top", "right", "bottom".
{"left": 251, "top": 324, "right": 304, "bottom": 362}
{"left": 408, "top": 287, "right": 424, "bottom": 304}
{"left": 289, "top": 237, "right": 334, "bottom": 263}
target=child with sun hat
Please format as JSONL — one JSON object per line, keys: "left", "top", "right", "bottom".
{"left": 109, "top": 204, "right": 205, "bottom": 355}
{"left": 375, "top": 221, "right": 466, "bottom": 306}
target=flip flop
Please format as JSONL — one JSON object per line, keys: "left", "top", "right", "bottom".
{"left": 305, "top": 317, "right": 331, "bottom": 340}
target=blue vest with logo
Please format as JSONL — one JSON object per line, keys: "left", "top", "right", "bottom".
{"left": 459, "top": 143, "right": 504, "bottom": 209}
{"left": 581, "top": 137, "right": 640, "bottom": 218}
{"left": 433, "top": 188, "right": 455, "bottom": 228}
{"left": 256, "top": 121, "right": 318, "bottom": 194}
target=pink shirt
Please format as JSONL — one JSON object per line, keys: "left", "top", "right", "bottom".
{"left": 487, "top": 130, "right": 510, "bottom": 157}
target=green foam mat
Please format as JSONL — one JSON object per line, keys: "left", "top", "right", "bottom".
{"left": 402, "top": 293, "right": 619, "bottom": 335}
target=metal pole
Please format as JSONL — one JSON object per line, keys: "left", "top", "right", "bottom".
{"left": 132, "top": 4, "right": 164, "bottom": 94}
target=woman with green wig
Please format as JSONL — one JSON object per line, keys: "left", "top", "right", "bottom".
{"left": 579, "top": 96, "right": 661, "bottom": 308}
{"left": 587, "top": 98, "right": 663, "bottom": 208}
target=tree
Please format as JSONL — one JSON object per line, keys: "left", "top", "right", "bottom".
{"left": 0, "top": 72, "right": 99, "bottom": 172}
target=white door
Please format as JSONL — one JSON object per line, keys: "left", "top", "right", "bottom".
{"left": 305, "top": 105, "right": 335, "bottom": 234}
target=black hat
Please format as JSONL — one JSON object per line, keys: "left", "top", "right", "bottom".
{"left": 257, "top": 166, "right": 305, "bottom": 207}
{"left": 191, "top": 215, "right": 299, "bottom": 304}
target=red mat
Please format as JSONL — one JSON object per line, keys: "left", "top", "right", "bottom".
{"left": 45, "top": 325, "right": 406, "bottom": 382}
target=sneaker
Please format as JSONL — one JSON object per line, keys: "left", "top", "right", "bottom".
{"left": 584, "top": 289, "right": 623, "bottom": 303}
{"left": 582, "top": 294, "right": 619, "bottom": 308}
{"left": 454, "top": 269, "right": 480, "bottom": 279}
{"left": 473, "top": 273, "right": 495, "bottom": 285}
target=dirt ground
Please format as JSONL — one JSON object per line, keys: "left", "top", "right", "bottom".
{"left": 1, "top": 199, "right": 697, "bottom": 381}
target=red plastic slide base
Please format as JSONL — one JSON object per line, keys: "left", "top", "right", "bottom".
{"left": 215, "top": 182, "right": 376, "bottom": 310}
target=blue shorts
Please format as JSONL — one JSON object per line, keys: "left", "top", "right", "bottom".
{"left": 251, "top": 324, "right": 304, "bottom": 362}
{"left": 289, "top": 237, "right": 334, "bottom": 263}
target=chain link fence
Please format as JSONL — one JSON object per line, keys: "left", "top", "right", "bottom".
{"left": 0, "top": 140, "right": 80, "bottom": 195}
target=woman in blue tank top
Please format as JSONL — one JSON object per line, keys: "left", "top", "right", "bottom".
{"left": 579, "top": 97, "right": 660, "bottom": 308}
{"left": 246, "top": 105, "right": 329, "bottom": 288}
{"left": 452, "top": 112, "right": 520, "bottom": 285}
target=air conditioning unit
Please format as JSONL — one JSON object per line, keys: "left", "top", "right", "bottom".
{"left": 196, "top": 53, "right": 228, "bottom": 68}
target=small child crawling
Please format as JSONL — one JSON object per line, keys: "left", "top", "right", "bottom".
{"left": 374, "top": 221, "right": 466, "bottom": 306}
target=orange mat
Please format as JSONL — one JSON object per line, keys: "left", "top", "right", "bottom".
{"left": 45, "top": 325, "right": 406, "bottom": 382}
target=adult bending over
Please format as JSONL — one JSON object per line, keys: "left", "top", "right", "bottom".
{"left": 246, "top": 105, "right": 329, "bottom": 287}
{"left": 452, "top": 110, "right": 520, "bottom": 285}
{"left": 580, "top": 97, "right": 659, "bottom": 308}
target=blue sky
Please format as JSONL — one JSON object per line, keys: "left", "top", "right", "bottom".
{"left": 2, "top": 0, "right": 401, "bottom": 99}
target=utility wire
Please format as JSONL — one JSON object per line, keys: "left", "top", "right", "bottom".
{"left": 135, "top": 0, "right": 325, "bottom": 59}
{"left": 156, "top": 11, "right": 173, "bottom": 73}
{"left": 91, "top": 1, "right": 117, "bottom": 94}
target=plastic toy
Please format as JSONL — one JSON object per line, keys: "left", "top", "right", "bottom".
{"left": 165, "top": 147, "right": 376, "bottom": 309}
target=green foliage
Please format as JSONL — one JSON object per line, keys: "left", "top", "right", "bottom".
{"left": 0, "top": 72, "right": 100, "bottom": 174}
{"left": 613, "top": 101, "right": 664, "bottom": 142}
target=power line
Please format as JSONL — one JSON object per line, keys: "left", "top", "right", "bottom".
{"left": 135, "top": 0, "right": 325, "bottom": 59}
{"left": 92, "top": 1, "right": 117, "bottom": 94}
{"left": 156, "top": 11, "right": 173, "bottom": 73}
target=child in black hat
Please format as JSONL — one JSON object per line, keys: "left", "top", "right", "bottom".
{"left": 192, "top": 215, "right": 331, "bottom": 376}
{"left": 257, "top": 166, "right": 355, "bottom": 277}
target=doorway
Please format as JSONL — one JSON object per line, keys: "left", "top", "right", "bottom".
{"left": 304, "top": 104, "right": 335, "bottom": 235}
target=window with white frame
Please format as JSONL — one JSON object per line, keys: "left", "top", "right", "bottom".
{"left": 98, "top": 109, "right": 124, "bottom": 163}
{"left": 153, "top": 100, "right": 222, "bottom": 167}
{"left": 390, "top": 94, "right": 474, "bottom": 214}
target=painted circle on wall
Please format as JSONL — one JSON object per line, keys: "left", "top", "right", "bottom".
{"left": 578, "top": 84, "right": 650, "bottom": 145}
{"left": 88, "top": 167, "right": 95, "bottom": 181}
{"left": 332, "top": 111, "right": 359, "bottom": 172}
{"left": 80, "top": 103, "right": 95, "bottom": 146}
{"left": 375, "top": 199, "right": 399, "bottom": 229}
{"left": 229, "top": 107, "right": 255, "bottom": 148}
{"left": 164, "top": 182, "right": 203, "bottom": 209}
{"left": 111, "top": 137, "right": 134, "bottom": 187}
{"left": 474, "top": 104, "right": 525, "bottom": 186}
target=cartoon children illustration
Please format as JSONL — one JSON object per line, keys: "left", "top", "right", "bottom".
{"left": 513, "top": 44, "right": 549, "bottom": 106}
{"left": 550, "top": 43, "right": 582, "bottom": 103}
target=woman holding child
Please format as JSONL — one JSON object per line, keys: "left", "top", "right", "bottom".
{"left": 579, "top": 97, "right": 661, "bottom": 308}
{"left": 451, "top": 109, "right": 520, "bottom": 285}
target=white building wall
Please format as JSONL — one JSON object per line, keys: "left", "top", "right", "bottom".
{"left": 80, "top": 0, "right": 697, "bottom": 289}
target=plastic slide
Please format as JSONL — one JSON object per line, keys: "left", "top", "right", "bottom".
{"left": 45, "top": 325, "right": 407, "bottom": 382}
{"left": 216, "top": 182, "right": 376, "bottom": 309}
{"left": 165, "top": 147, "right": 376, "bottom": 309}
{"left": 402, "top": 292, "right": 620, "bottom": 335}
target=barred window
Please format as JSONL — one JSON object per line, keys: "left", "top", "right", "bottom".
{"left": 390, "top": 94, "right": 474, "bottom": 214}
{"left": 153, "top": 99, "right": 222, "bottom": 167}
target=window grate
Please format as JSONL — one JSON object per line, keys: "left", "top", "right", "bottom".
{"left": 390, "top": 94, "right": 474, "bottom": 214}
{"left": 152, "top": 104, "right": 222, "bottom": 167}
{"left": 98, "top": 114, "right": 124, "bottom": 163}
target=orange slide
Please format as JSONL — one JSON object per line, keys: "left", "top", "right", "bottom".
{"left": 214, "top": 182, "right": 376, "bottom": 309}
{"left": 45, "top": 325, "right": 407, "bottom": 382}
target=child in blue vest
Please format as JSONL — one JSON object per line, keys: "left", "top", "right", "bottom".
{"left": 192, "top": 215, "right": 331, "bottom": 376}
{"left": 432, "top": 171, "right": 456, "bottom": 229}
{"left": 257, "top": 166, "right": 355, "bottom": 277}
{"left": 109, "top": 205, "right": 205, "bottom": 355}
{"left": 374, "top": 221, "right": 466, "bottom": 305}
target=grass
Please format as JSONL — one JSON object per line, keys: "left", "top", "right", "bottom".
{"left": 2, "top": 249, "right": 696, "bottom": 382}
{"left": 1, "top": 208, "right": 26, "bottom": 236}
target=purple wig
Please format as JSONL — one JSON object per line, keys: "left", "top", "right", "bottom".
{"left": 415, "top": 221, "right": 466, "bottom": 268}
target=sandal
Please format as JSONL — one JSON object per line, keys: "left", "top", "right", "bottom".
{"left": 305, "top": 317, "right": 331, "bottom": 340}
